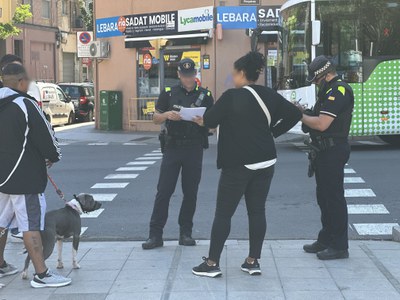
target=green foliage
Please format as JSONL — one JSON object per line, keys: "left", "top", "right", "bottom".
{"left": 0, "top": 4, "right": 32, "bottom": 40}
{"left": 79, "top": 0, "right": 93, "bottom": 31}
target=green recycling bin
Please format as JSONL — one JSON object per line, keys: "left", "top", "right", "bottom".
{"left": 99, "top": 90, "right": 123, "bottom": 130}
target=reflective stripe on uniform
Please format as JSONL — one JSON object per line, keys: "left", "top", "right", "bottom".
{"left": 338, "top": 86, "right": 346, "bottom": 96}
{"left": 165, "top": 87, "right": 171, "bottom": 92}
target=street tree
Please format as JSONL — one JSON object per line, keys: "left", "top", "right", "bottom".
{"left": 0, "top": 4, "right": 32, "bottom": 40}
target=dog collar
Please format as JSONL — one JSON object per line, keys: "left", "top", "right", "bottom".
{"left": 67, "top": 199, "right": 84, "bottom": 215}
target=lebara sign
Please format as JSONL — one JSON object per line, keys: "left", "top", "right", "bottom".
{"left": 216, "top": 6, "right": 257, "bottom": 30}
{"left": 96, "top": 16, "right": 123, "bottom": 38}
{"left": 178, "top": 6, "right": 214, "bottom": 32}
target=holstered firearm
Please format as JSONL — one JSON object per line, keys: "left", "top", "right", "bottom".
{"left": 159, "top": 129, "right": 167, "bottom": 153}
{"left": 304, "top": 139, "right": 320, "bottom": 177}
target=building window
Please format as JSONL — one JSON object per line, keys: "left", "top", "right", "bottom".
{"left": 62, "top": 0, "right": 68, "bottom": 15}
{"left": 42, "top": 0, "right": 50, "bottom": 19}
{"left": 14, "top": 40, "right": 23, "bottom": 60}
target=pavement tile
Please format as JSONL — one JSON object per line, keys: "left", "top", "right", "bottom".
{"left": 116, "top": 267, "right": 169, "bottom": 280}
{"left": 285, "top": 291, "right": 345, "bottom": 300}
{"left": 108, "top": 279, "right": 166, "bottom": 294}
{"left": 53, "top": 280, "right": 114, "bottom": 294}
{"left": 75, "top": 259, "right": 127, "bottom": 270}
{"left": 327, "top": 266, "right": 383, "bottom": 279}
{"left": 274, "top": 256, "right": 325, "bottom": 268}
{"left": 333, "top": 277, "right": 397, "bottom": 292}
{"left": 341, "top": 290, "right": 400, "bottom": 300}
{"left": 105, "top": 292, "right": 163, "bottom": 300}
{"left": 48, "top": 294, "right": 108, "bottom": 300}
{"left": 281, "top": 277, "right": 338, "bottom": 291}
{"left": 278, "top": 266, "right": 332, "bottom": 279}
{"left": 168, "top": 291, "right": 226, "bottom": 300}
{"left": 171, "top": 277, "right": 226, "bottom": 292}
{"left": 227, "top": 291, "right": 285, "bottom": 300}
{"left": 68, "top": 269, "right": 120, "bottom": 281}
{"left": 227, "top": 277, "right": 283, "bottom": 292}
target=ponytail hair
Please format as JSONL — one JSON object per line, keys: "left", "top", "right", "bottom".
{"left": 234, "top": 51, "right": 265, "bottom": 82}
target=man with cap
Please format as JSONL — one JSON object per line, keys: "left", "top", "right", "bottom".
{"left": 297, "top": 55, "right": 354, "bottom": 260}
{"left": 142, "top": 58, "right": 214, "bottom": 250}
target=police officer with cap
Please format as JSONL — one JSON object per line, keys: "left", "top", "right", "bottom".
{"left": 142, "top": 58, "right": 214, "bottom": 250}
{"left": 298, "top": 55, "right": 354, "bottom": 260}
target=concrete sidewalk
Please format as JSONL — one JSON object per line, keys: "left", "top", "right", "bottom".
{"left": 1, "top": 240, "right": 400, "bottom": 300}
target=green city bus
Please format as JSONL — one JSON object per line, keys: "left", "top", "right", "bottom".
{"left": 277, "top": 0, "right": 400, "bottom": 145}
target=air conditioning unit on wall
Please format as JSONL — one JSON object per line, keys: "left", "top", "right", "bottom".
{"left": 89, "top": 41, "right": 110, "bottom": 58}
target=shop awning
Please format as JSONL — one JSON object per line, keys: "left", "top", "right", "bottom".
{"left": 125, "top": 32, "right": 210, "bottom": 48}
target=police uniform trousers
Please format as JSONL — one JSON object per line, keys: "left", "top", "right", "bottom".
{"left": 315, "top": 142, "right": 350, "bottom": 250}
{"left": 149, "top": 143, "right": 203, "bottom": 238}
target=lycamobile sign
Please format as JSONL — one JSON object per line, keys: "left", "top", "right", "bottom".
{"left": 178, "top": 6, "right": 214, "bottom": 32}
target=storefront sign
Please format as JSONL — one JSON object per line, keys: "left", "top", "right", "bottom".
{"left": 257, "top": 6, "right": 281, "bottom": 28}
{"left": 178, "top": 6, "right": 214, "bottom": 32}
{"left": 121, "top": 11, "right": 178, "bottom": 37}
{"left": 240, "top": 0, "right": 260, "bottom": 5}
{"left": 96, "top": 17, "right": 123, "bottom": 38}
{"left": 216, "top": 6, "right": 257, "bottom": 29}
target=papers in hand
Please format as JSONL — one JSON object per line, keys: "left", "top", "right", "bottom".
{"left": 179, "top": 107, "right": 206, "bottom": 122}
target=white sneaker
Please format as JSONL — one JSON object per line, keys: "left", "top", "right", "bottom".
{"left": 30, "top": 269, "right": 71, "bottom": 288}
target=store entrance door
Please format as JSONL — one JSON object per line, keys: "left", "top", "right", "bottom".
{"left": 160, "top": 49, "right": 202, "bottom": 90}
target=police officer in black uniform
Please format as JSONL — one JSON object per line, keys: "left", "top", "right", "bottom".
{"left": 142, "top": 58, "right": 214, "bottom": 250}
{"left": 298, "top": 56, "right": 354, "bottom": 260}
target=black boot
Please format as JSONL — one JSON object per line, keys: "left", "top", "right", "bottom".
{"left": 303, "top": 241, "right": 328, "bottom": 253}
{"left": 179, "top": 234, "right": 196, "bottom": 246}
{"left": 317, "top": 248, "right": 349, "bottom": 260}
{"left": 142, "top": 237, "right": 163, "bottom": 250}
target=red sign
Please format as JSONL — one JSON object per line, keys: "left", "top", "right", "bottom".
{"left": 79, "top": 32, "right": 91, "bottom": 44}
{"left": 143, "top": 53, "right": 152, "bottom": 70}
{"left": 82, "top": 58, "right": 92, "bottom": 66}
{"left": 118, "top": 16, "right": 127, "bottom": 33}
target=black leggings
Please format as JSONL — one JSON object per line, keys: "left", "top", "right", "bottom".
{"left": 208, "top": 165, "right": 275, "bottom": 264}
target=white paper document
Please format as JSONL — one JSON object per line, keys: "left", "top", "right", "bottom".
{"left": 179, "top": 107, "right": 206, "bottom": 122}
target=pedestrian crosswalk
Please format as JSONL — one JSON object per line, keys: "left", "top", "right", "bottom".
{"left": 79, "top": 149, "right": 163, "bottom": 236}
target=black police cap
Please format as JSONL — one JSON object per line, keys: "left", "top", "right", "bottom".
{"left": 2, "top": 63, "right": 27, "bottom": 77}
{"left": 178, "top": 58, "right": 196, "bottom": 75}
{"left": 306, "top": 55, "right": 335, "bottom": 82}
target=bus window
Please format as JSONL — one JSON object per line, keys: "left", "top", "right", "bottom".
{"left": 316, "top": 0, "right": 363, "bottom": 83}
{"left": 279, "top": 1, "right": 312, "bottom": 89}
{"left": 361, "top": 1, "right": 400, "bottom": 57}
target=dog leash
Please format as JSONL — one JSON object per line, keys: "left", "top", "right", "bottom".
{"left": 47, "top": 173, "right": 66, "bottom": 202}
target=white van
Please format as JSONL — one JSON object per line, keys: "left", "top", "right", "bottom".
{"left": 28, "top": 82, "right": 75, "bottom": 126}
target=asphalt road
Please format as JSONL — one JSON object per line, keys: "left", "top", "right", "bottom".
{"left": 45, "top": 125, "right": 400, "bottom": 242}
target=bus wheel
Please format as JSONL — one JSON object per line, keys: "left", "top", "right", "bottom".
{"left": 379, "top": 135, "right": 400, "bottom": 147}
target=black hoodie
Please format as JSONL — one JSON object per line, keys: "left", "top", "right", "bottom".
{"left": 0, "top": 87, "right": 61, "bottom": 194}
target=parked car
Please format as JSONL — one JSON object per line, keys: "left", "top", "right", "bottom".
{"left": 58, "top": 83, "right": 95, "bottom": 122}
{"left": 28, "top": 82, "right": 75, "bottom": 126}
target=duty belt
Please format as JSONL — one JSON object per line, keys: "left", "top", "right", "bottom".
{"left": 312, "top": 136, "right": 347, "bottom": 151}
{"left": 166, "top": 136, "right": 202, "bottom": 147}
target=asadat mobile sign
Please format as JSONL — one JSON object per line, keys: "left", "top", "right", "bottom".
{"left": 216, "top": 6, "right": 257, "bottom": 29}
{"left": 178, "top": 6, "right": 214, "bottom": 32}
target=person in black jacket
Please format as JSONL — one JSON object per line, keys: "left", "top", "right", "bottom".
{"left": 0, "top": 64, "right": 71, "bottom": 288}
{"left": 192, "top": 52, "right": 302, "bottom": 278}
{"left": 0, "top": 54, "right": 23, "bottom": 88}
